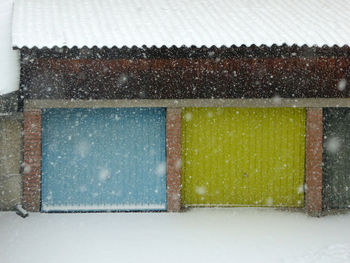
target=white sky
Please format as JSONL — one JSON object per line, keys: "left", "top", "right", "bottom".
{"left": 0, "top": 0, "right": 19, "bottom": 95}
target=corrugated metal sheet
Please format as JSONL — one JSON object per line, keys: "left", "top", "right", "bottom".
{"left": 323, "top": 108, "right": 350, "bottom": 209}
{"left": 181, "top": 108, "right": 305, "bottom": 207}
{"left": 41, "top": 108, "right": 166, "bottom": 212}
{"left": 13, "top": 0, "right": 350, "bottom": 49}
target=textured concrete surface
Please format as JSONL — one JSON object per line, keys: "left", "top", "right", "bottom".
{"left": 0, "top": 118, "right": 22, "bottom": 210}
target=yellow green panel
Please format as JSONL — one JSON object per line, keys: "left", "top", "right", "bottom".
{"left": 181, "top": 108, "right": 306, "bottom": 207}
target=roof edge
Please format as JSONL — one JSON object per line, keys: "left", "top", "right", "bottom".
{"left": 18, "top": 44, "right": 350, "bottom": 59}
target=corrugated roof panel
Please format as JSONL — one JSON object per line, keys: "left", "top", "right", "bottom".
{"left": 12, "top": 0, "right": 350, "bottom": 49}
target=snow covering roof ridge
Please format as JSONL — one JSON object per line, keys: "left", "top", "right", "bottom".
{"left": 12, "top": 0, "right": 350, "bottom": 49}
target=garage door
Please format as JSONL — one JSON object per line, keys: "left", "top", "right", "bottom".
{"left": 323, "top": 108, "right": 350, "bottom": 209}
{"left": 181, "top": 108, "right": 305, "bottom": 207}
{"left": 41, "top": 108, "right": 166, "bottom": 212}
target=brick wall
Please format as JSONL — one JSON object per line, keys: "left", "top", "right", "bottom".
{"left": 305, "top": 108, "right": 323, "bottom": 216}
{"left": 23, "top": 110, "right": 42, "bottom": 212}
{"left": 166, "top": 108, "right": 182, "bottom": 212}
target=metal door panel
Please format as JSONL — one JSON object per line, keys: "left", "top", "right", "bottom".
{"left": 323, "top": 108, "right": 350, "bottom": 209}
{"left": 181, "top": 108, "right": 305, "bottom": 207}
{"left": 41, "top": 108, "right": 166, "bottom": 211}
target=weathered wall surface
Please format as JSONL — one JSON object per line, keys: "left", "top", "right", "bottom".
{"left": 0, "top": 91, "right": 18, "bottom": 113}
{"left": 0, "top": 118, "right": 22, "bottom": 210}
{"left": 20, "top": 57, "right": 350, "bottom": 100}
{"left": 19, "top": 46, "right": 350, "bottom": 101}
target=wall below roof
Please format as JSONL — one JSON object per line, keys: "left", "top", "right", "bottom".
{"left": 19, "top": 57, "right": 350, "bottom": 101}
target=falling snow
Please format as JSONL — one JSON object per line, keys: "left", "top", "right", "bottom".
{"left": 272, "top": 95, "right": 282, "bottom": 105}
{"left": 325, "top": 136, "right": 341, "bottom": 153}
{"left": 195, "top": 186, "right": 207, "bottom": 195}
{"left": 155, "top": 162, "right": 166, "bottom": 176}
{"left": 337, "top": 79, "right": 347, "bottom": 91}
{"left": 1, "top": 1, "right": 350, "bottom": 263}
{"left": 98, "top": 168, "right": 110, "bottom": 181}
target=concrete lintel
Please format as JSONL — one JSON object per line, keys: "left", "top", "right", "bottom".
{"left": 0, "top": 113, "right": 23, "bottom": 120}
{"left": 25, "top": 98, "right": 350, "bottom": 110}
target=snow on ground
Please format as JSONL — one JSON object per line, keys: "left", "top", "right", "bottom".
{"left": 0, "top": 0, "right": 19, "bottom": 95}
{"left": 0, "top": 208, "right": 350, "bottom": 263}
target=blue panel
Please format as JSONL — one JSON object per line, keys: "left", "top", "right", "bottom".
{"left": 41, "top": 108, "right": 166, "bottom": 211}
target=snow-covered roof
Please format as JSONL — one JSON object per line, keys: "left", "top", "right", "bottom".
{"left": 12, "top": 0, "right": 350, "bottom": 49}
